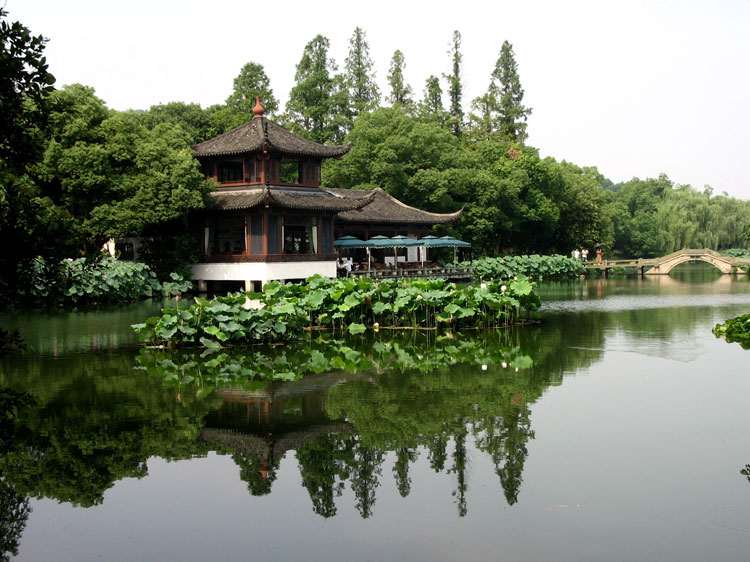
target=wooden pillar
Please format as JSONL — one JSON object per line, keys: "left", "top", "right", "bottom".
{"left": 244, "top": 214, "right": 251, "bottom": 257}
{"left": 263, "top": 209, "right": 270, "bottom": 255}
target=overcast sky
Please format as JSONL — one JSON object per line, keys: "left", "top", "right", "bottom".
{"left": 11, "top": 0, "right": 750, "bottom": 197}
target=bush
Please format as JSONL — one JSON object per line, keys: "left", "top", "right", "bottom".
{"left": 132, "top": 275, "right": 540, "bottom": 348}
{"left": 722, "top": 249, "right": 750, "bottom": 258}
{"left": 463, "top": 255, "right": 584, "bottom": 281}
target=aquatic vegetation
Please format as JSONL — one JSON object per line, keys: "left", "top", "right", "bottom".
{"left": 463, "top": 255, "right": 584, "bottom": 282}
{"left": 713, "top": 313, "right": 750, "bottom": 349}
{"left": 15, "top": 256, "right": 192, "bottom": 307}
{"left": 136, "top": 336, "right": 534, "bottom": 387}
{"left": 722, "top": 249, "right": 750, "bottom": 259}
{"left": 132, "top": 275, "right": 540, "bottom": 348}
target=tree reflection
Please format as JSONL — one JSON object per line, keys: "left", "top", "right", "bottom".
{"left": 0, "top": 323, "right": 608, "bottom": 521}
{"left": 0, "top": 389, "right": 33, "bottom": 562}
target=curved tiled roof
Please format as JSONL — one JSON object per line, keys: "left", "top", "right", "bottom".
{"left": 193, "top": 115, "right": 350, "bottom": 159}
{"left": 209, "top": 186, "right": 373, "bottom": 212}
{"left": 326, "top": 188, "right": 463, "bottom": 224}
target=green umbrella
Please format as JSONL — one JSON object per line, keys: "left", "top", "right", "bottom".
{"left": 334, "top": 235, "right": 369, "bottom": 248}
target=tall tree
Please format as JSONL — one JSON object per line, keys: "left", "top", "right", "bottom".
{"left": 492, "top": 41, "right": 532, "bottom": 143}
{"left": 420, "top": 75, "right": 445, "bottom": 120}
{"left": 387, "top": 50, "right": 413, "bottom": 106}
{"left": 343, "top": 27, "right": 379, "bottom": 118}
{"left": 0, "top": 8, "right": 56, "bottom": 296}
{"left": 0, "top": 8, "right": 55, "bottom": 169}
{"left": 445, "top": 30, "right": 463, "bottom": 137}
{"left": 286, "top": 35, "right": 347, "bottom": 144}
{"left": 225, "top": 62, "right": 278, "bottom": 116}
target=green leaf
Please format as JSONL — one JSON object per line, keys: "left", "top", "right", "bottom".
{"left": 199, "top": 337, "right": 222, "bottom": 349}
{"left": 348, "top": 322, "right": 366, "bottom": 335}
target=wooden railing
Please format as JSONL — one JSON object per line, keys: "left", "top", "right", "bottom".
{"left": 348, "top": 266, "right": 473, "bottom": 280}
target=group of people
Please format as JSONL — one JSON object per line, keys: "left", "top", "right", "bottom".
{"left": 572, "top": 246, "right": 605, "bottom": 264}
{"left": 571, "top": 248, "right": 590, "bottom": 262}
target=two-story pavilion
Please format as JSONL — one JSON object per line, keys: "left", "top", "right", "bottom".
{"left": 190, "top": 98, "right": 461, "bottom": 290}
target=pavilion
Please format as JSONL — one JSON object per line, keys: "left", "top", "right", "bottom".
{"left": 189, "top": 98, "right": 462, "bottom": 291}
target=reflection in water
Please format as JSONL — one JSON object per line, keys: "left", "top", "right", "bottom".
{"left": 0, "top": 301, "right": 164, "bottom": 355}
{"left": 0, "top": 390, "right": 33, "bottom": 562}
{"left": 0, "top": 336, "right": 551, "bottom": 520}
{"left": 1, "top": 276, "right": 750, "bottom": 561}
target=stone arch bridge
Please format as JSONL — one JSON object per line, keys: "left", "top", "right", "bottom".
{"left": 587, "top": 249, "right": 750, "bottom": 275}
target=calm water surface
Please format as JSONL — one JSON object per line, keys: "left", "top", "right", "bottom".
{"left": 1, "top": 268, "right": 750, "bottom": 562}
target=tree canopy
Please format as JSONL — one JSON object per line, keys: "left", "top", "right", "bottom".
{"left": 1, "top": 13, "right": 749, "bottom": 301}
{"left": 225, "top": 61, "right": 279, "bottom": 117}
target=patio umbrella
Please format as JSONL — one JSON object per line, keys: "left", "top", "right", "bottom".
{"left": 367, "top": 236, "right": 419, "bottom": 268}
{"left": 439, "top": 236, "right": 471, "bottom": 262}
{"left": 366, "top": 235, "right": 390, "bottom": 271}
{"left": 418, "top": 235, "right": 438, "bottom": 263}
{"left": 334, "top": 235, "right": 368, "bottom": 248}
{"left": 439, "top": 235, "right": 471, "bottom": 248}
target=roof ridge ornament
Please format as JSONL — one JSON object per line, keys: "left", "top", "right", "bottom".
{"left": 252, "top": 96, "right": 265, "bottom": 117}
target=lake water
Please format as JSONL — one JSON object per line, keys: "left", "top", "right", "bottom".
{"left": 2, "top": 268, "right": 750, "bottom": 562}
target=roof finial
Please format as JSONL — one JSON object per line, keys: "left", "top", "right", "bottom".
{"left": 252, "top": 96, "right": 265, "bottom": 117}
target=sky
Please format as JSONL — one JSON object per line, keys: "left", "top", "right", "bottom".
{"left": 11, "top": 0, "right": 750, "bottom": 198}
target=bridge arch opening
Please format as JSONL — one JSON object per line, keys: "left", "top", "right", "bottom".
{"left": 648, "top": 252, "right": 736, "bottom": 275}
{"left": 665, "top": 259, "right": 725, "bottom": 277}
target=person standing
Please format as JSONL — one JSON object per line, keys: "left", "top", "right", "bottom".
{"left": 595, "top": 246, "right": 604, "bottom": 265}
{"left": 573, "top": 248, "right": 581, "bottom": 261}
{"left": 581, "top": 248, "right": 589, "bottom": 262}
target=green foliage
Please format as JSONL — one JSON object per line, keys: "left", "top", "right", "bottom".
{"left": 446, "top": 30, "right": 463, "bottom": 137}
{"left": 137, "top": 335, "right": 534, "bottom": 404}
{"left": 610, "top": 176, "right": 750, "bottom": 257}
{"left": 713, "top": 314, "right": 750, "bottom": 349}
{"left": 465, "top": 255, "right": 585, "bottom": 281}
{"left": 0, "top": 8, "right": 55, "bottom": 169}
{"left": 225, "top": 61, "right": 278, "bottom": 116}
{"left": 344, "top": 28, "right": 380, "bottom": 118}
{"left": 0, "top": 357, "right": 215, "bottom": 508}
{"left": 285, "top": 35, "right": 349, "bottom": 143}
{"left": 15, "top": 256, "right": 190, "bottom": 307}
{"left": 16, "top": 84, "right": 209, "bottom": 250}
{"left": 387, "top": 50, "right": 413, "bottom": 107}
{"left": 323, "top": 106, "right": 458, "bottom": 203}
{"left": 133, "top": 275, "right": 539, "bottom": 348}
{"left": 470, "top": 41, "right": 532, "bottom": 143}
{"left": 325, "top": 110, "right": 613, "bottom": 254}
{"left": 133, "top": 101, "right": 222, "bottom": 144}
{"left": 722, "top": 248, "right": 750, "bottom": 258}
{"left": 419, "top": 75, "right": 447, "bottom": 124}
